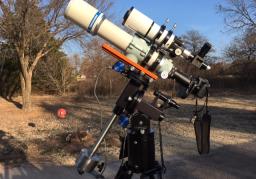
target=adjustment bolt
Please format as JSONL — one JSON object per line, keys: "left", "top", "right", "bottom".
{"left": 175, "top": 48, "right": 182, "bottom": 56}
{"left": 164, "top": 18, "right": 170, "bottom": 25}
{"left": 172, "top": 23, "right": 177, "bottom": 31}
{"left": 160, "top": 71, "right": 169, "bottom": 79}
{"left": 130, "top": 67, "right": 135, "bottom": 71}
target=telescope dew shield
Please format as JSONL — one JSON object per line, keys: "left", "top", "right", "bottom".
{"left": 123, "top": 7, "right": 160, "bottom": 40}
{"left": 65, "top": 0, "right": 133, "bottom": 51}
{"left": 123, "top": 7, "right": 175, "bottom": 48}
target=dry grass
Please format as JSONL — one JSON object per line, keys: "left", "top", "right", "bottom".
{"left": 0, "top": 92, "right": 255, "bottom": 167}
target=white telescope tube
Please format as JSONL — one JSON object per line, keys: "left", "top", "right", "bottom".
{"left": 65, "top": 0, "right": 175, "bottom": 79}
{"left": 123, "top": 8, "right": 174, "bottom": 47}
{"left": 123, "top": 7, "right": 161, "bottom": 40}
{"left": 65, "top": 0, "right": 133, "bottom": 51}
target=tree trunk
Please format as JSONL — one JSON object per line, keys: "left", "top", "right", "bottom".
{"left": 20, "top": 71, "right": 32, "bottom": 112}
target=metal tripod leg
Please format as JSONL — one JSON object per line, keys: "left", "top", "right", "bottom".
{"left": 76, "top": 115, "right": 118, "bottom": 174}
{"left": 89, "top": 115, "right": 118, "bottom": 158}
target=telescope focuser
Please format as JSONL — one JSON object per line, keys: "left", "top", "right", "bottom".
{"left": 169, "top": 68, "right": 210, "bottom": 98}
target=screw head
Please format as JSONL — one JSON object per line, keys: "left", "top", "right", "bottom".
{"left": 175, "top": 48, "right": 182, "bottom": 56}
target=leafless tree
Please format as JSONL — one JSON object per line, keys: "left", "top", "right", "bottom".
{"left": 79, "top": 38, "right": 126, "bottom": 96}
{"left": 180, "top": 30, "right": 215, "bottom": 73}
{"left": 181, "top": 30, "right": 208, "bottom": 54}
{"left": 0, "top": 0, "right": 113, "bottom": 111}
{"left": 35, "top": 54, "right": 75, "bottom": 95}
{"left": 225, "top": 30, "right": 256, "bottom": 61}
{"left": 218, "top": 0, "right": 256, "bottom": 31}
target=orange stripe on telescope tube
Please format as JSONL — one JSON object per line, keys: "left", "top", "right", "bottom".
{"left": 102, "top": 43, "right": 158, "bottom": 80}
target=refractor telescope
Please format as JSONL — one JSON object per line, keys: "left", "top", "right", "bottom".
{"left": 65, "top": 0, "right": 212, "bottom": 178}
{"left": 65, "top": 0, "right": 211, "bottom": 86}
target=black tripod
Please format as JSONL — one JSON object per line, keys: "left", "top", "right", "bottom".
{"left": 115, "top": 112, "right": 163, "bottom": 179}
{"left": 112, "top": 73, "right": 179, "bottom": 179}
{"left": 76, "top": 68, "right": 209, "bottom": 179}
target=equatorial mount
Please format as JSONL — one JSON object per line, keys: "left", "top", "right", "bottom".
{"left": 64, "top": 1, "right": 212, "bottom": 178}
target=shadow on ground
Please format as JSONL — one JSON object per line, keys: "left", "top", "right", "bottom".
{"left": 1, "top": 96, "right": 255, "bottom": 178}
{"left": 0, "top": 130, "right": 27, "bottom": 165}
{"left": 164, "top": 139, "right": 256, "bottom": 179}
{"left": 165, "top": 102, "right": 256, "bottom": 134}
{"left": 38, "top": 95, "right": 256, "bottom": 134}
{"left": 1, "top": 139, "right": 256, "bottom": 179}
{"left": 1, "top": 98, "right": 22, "bottom": 109}
{"left": 39, "top": 98, "right": 113, "bottom": 123}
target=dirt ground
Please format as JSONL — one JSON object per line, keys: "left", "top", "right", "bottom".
{"left": 0, "top": 91, "right": 256, "bottom": 178}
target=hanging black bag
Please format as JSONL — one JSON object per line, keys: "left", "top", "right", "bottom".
{"left": 193, "top": 91, "right": 211, "bottom": 154}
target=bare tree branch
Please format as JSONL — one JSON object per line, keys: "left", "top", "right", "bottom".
{"left": 0, "top": 0, "right": 114, "bottom": 110}
{"left": 218, "top": 0, "right": 256, "bottom": 31}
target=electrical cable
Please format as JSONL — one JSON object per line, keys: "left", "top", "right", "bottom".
{"left": 205, "top": 88, "right": 209, "bottom": 113}
{"left": 0, "top": 58, "right": 5, "bottom": 75}
{"left": 120, "top": 130, "right": 128, "bottom": 166}
{"left": 158, "top": 120, "right": 166, "bottom": 175}
{"left": 93, "top": 66, "right": 112, "bottom": 176}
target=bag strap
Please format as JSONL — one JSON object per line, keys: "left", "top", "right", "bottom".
{"left": 194, "top": 89, "right": 209, "bottom": 118}
{"left": 205, "top": 88, "right": 209, "bottom": 114}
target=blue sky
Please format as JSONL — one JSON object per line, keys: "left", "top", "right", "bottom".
{"left": 64, "top": 0, "right": 236, "bottom": 57}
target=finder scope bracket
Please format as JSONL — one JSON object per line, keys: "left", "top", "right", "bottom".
{"left": 191, "top": 42, "right": 212, "bottom": 70}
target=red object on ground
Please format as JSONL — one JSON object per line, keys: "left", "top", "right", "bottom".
{"left": 57, "top": 108, "right": 67, "bottom": 119}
